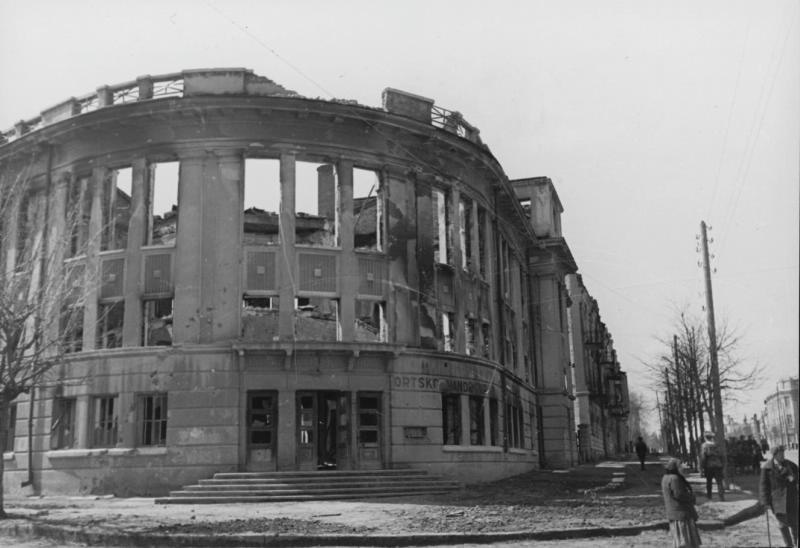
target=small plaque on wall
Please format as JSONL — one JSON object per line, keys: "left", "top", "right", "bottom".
{"left": 404, "top": 426, "right": 427, "bottom": 439}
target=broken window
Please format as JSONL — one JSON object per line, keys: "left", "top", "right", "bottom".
{"left": 505, "top": 400, "right": 523, "bottom": 449}
{"left": 243, "top": 159, "right": 280, "bottom": 245}
{"left": 91, "top": 395, "right": 118, "bottom": 448}
{"left": 481, "top": 321, "right": 491, "bottom": 359}
{"left": 60, "top": 263, "right": 85, "bottom": 353}
{"left": 241, "top": 295, "right": 279, "bottom": 341}
{"left": 143, "top": 298, "right": 173, "bottom": 346}
{"left": 432, "top": 188, "right": 452, "bottom": 265}
{"left": 355, "top": 299, "right": 386, "bottom": 343}
{"left": 442, "top": 312, "right": 455, "bottom": 352}
{"left": 97, "top": 301, "right": 124, "bottom": 349}
{"left": 101, "top": 167, "right": 131, "bottom": 251}
{"left": 465, "top": 317, "right": 476, "bottom": 356}
{"left": 469, "top": 396, "right": 484, "bottom": 445}
{"left": 50, "top": 397, "right": 76, "bottom": 450}
{"left": 489, "top": 398, "right": 499, "bottom": 446}
{"left": 353, "top": 168, "right": 384, "bottom": 252}
{"left": 294, "top": 297, "right": 339, "bottom": 341}
{"left": 295, "top": 161, "right": 338, "bottom": 247}
{"left": 459, "top": 197, "right": 472, "bottom": 270}
{"left": 67, "top": 176, "right": 92, "bottom": 258}
{"left": 477, "top": 207, "right": 487, "bottom": 279}
{"left": 148, "top": 162, "right": 179, "bottom": 246}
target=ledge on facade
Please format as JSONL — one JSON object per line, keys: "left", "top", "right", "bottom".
{"left": 3, "top": 451, "right": 14, "bottom": 461}
{"left": 45, "top": 447, "right": 166, "bottom": 459}
{"left": 529, "top": 237, "right": 578, "bottom": 274}
{"left": 442, "top": 445, "right": 504, "bottom": 453}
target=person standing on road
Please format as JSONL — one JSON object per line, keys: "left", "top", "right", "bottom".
{"left": 635, "top": 436, "right": 648, "bottom": 471}
{"left": 662, "top": 457, "right": 702, "bottom": 548}
{"left": 700, "top": 431, "right": 725, "bottom": 501}
{"left": 759, "top": 445, "right": 798, "bottom": 547}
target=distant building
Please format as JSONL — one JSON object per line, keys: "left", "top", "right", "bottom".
{"left": 761, "top": 377, "right": 799, "bottom": 450}
{"left": 1, "top": 68, "right": 604, "bottom": 496}
{"left": 565, "top": 274, "right": 630, "bottom": 462}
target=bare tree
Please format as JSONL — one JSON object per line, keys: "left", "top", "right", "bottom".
{"left": 643, "top": 307, "right": 764, "bottom": 463}
{"left": 0, "top": 165, "right": 91, "bottom": 517}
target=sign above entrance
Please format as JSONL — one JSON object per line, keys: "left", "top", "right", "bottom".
{"left": 391, "top": 374, "right": 493, "bottom": 396}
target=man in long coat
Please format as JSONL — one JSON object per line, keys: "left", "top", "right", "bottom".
{"left": 759, "top": 445, "right": 798, "bottom": 547}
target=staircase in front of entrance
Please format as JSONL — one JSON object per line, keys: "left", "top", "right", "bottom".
{"left": 155, "top": 469, "right": 461, "bottom": 504}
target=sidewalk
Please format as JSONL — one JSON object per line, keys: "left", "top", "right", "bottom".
{"left": 0, "top": 457, "right": 767, "bottom": 547}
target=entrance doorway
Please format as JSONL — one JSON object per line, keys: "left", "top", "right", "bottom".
{"left": 296, "top": 391, "right": 351, "bottom": 470}
{"left": 246, "top": 391, "right": 277, "bottom": 471}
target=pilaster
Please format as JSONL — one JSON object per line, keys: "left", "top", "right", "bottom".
{"left": 278, "top": 153, "right": 297, "bottom": 341}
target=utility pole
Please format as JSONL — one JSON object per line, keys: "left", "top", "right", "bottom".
{"left": 700, "top": 221, "right": 727, "bottom": 482}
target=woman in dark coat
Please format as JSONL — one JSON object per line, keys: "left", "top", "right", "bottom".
{"left": 759, "top": 445, "right": 798, "bottom": 547}
{"left": 662, "top": 457, "right": 702, "bottom": 548}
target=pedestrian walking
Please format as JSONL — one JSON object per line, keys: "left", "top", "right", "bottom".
{"left": 700, "top": 431, "right": 725, "bottom": 501}
{"left": 635, "top": 436, "right": 648, "bottom": 471}
{"left": 662, "top": 457, "right": 702, "bottom": 548}
{"left": 759, "top": 444, "right": 798, "bottom": 547}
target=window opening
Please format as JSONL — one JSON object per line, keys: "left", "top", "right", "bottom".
{"left": 353, "top": 168, "right": 383, "bottom": 251}
{"left": 355, "top": 300, "right": 386, "bottom": 342}
{"left": 139, "top": 393, "right": 168, "bottom": 446}
{"left": 101, "top": 167, "right": 131, "bottom": 251}
{"left": 294, "top": 297, "right": 340, "bottom": 341}
{"left": 489, "top": 398, "right": 499, "bottom": 446}
{"left": 459, "top": 198, "right": 472, "bottom": 270}
{"left": 50, "top": 397, "right": 76, "bottom": 450}
{"left": 91, "top": 395, "right": 119, "bottom": 448}
{"left": 477, "top": 207, "right": 487, "bottom": 279}
{"left": 442, "top": 312, "right": 455, "bottom": 352}
{"left": 465, "top": 317, "right": 476, "bottom": 356}
{"left": 241, "top": 295, "right": 279, "bottom": 341}
{"left": 243, "top": 159, "right": 280, "bottom": 245}
{"left": 481, "top": 321, "right": 491, "bottom": 359}
{"left": 295, "top": 161, "right": 338, "bottom": 246}
{"left": 149, "top": 162, "right": 179, "bottom": 246}
{"left": 97, "top": 301, "right": 124, "bottom": 349}
{"left": 432, "top": 188, "right": 451, "bottom": 265}
{"left": 3, "top": 403, "right": 17, "bottom": 453}
{"left": 67, "top": 176, "right": 91, "bottom": 258}
{"left": 469, "top": 396, "right": 484, "bottom": 445}
{"left": 60, "top": 264, "right": 85, "bottom": 353}
{"left": 442, "top": 393, "right": 461, "bottom": 445}
{"left": 143, "top": 298, "right": 173, "bottom": 346}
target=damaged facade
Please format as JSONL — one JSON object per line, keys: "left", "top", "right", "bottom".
{"left": 1, "top": 68, "right": 625, "bottom": 496}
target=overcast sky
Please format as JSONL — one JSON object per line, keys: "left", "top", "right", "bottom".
{"left": 1, "top": 0, "right": 797, "bottom": 427}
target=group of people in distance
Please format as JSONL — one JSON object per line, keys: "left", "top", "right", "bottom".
{"left": 657, "top": 431, "right": 798, "bottom": 547}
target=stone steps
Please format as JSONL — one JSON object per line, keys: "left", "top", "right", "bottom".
{"left": 155, "top": 469, "right": 460, "bottom": 504}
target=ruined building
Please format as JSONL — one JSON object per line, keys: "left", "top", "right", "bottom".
{"left": 1, "top": 68, "right": 597, "bottom": 495}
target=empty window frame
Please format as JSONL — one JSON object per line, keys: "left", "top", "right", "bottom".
{"left": 355, "top": 299, "right": 387, "bottom": 343}
{"left": 243, "top": 159, "right": 280, "bottom": 245}
{"left": 50, "top": 397, "right": 76, "bottom": 450}
{"left": 143, "top": 298, "right": 173, "bottom": 346}
{"left": 441, "top": 393, "right": 461, "bottom": 445}
{"left": 3, "top": 403, "right": 17, "bottom": 453}
{"left": 442, "top": 312, "right": 455, "bottom": 352}
{"left": 481, "top": 321, "right": 491, "bottom": 359}
{"left": 469, "top": 395, "right": 484, "bottom": 445}
{"left": 138, "top": 392, "right": 168, "bottom": 446}
{"left": 91, "top": 395, "right": 119, "bottom": 448}
{"left": 101, "top": 167, "right": 132, "bottom": 251}
{"left": 505, "top": 400, "right": 524, "bottom": 449}
{"left": 465, "top": 317, "right": 476, "bottom": 356}
{"left": 294, "top": 297, "right": 340, "bottom": 341}
{"left": 477, "top": 207, "right": 487, "bottom": 279}
{"left": 97, "top": 301, "right": 124, "bottom": 349}
{"left": 295, "top": 161, "right": 338, "bottom": 247}
{"left": 148, "top": 161, "right": 179, "bottom": 246}
{"left": 353, "top": 168, "right": 384, "bottom": 252}
{"left": 66, "top": 176, "right": 92, "bottom": 258}
{"left": 432, "top": 188, "right": 452, "bottom": 265}
{"left": 241, "top": 295, "right": 280, "bottom": 341}
{"left": 60, "top": 263, "right": 85, "bottom": 353}
{"left": 459, "top": 197, "right": 472, "bottom": 270}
